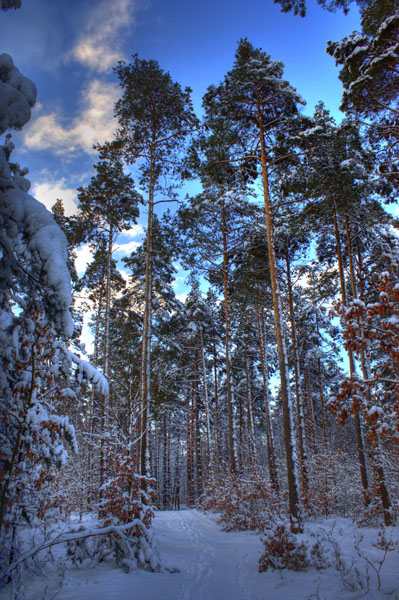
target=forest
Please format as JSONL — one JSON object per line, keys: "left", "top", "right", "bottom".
{"left": 1, "top": 0, "right": 399, "bottom": 598}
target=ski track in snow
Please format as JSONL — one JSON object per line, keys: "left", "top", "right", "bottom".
{"left": 5, "top": 510, "right": 399, "bottom": 600}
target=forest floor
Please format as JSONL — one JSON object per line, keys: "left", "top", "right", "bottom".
{"left": 2, "top": 509, "right": 399, "bottom": 600}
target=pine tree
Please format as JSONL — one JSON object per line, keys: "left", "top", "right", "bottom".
{"left": 176, "top": 189, "right": 256, "bottom": 475}
{"left": 122, "top": 213, "right": 181, "bottom": 489}
{"left": 227, "top": 220, "right": 280, "bottom": 488}
{"left": 203, "top": 38, "right": 305, "bottom": 531}
{"left": 274, "top": 0, "right": 353, "bottom": 17}
{"left": 73, "top": 156, "right": 140, "bottom": 497}
{"left": 327, "top": 1, "right": 399, "bottom": 191}
{"left": 110, "top": 55, "right": 197, "bottom": 481}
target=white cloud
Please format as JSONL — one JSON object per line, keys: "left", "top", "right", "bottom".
{"left": 125, "top": 224, "right": 144, "bottom": 238}
{"left": 114, "top": 240, "right": 140, "bottom": 255}
{"left": 71, "top": 0, "right": 141, "bottom": 73}
{"left": 33, "top": 179, "right": 77, "bottom": 216}
{"left": 114, "top": 224, "right": 144, "bottom": 254}
{"left": 75, "top": 244, "right": 93, "bottom": 275}
{"left": 24, "top": 79, "right": 119, "bottom": 154}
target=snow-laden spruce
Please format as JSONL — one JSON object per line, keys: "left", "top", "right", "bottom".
{"left": 0, "top": 55, "right": 118, "bottom": 589}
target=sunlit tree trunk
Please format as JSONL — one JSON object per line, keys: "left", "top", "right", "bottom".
{"left": 139, "top": 134, "right": 155, "bottom": 484}
{"left": 256, "top": 94, "right": 302, "bottom": 532}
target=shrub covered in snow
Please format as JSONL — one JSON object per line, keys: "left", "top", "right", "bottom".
{"left": 67, "top": 438, "right": 161, "bottom": 573}
{"left": 199, "top": 470, "right": 281, "bottom": 531}
{"left": 259, "top": 521, "right": 310, "bottom": 571}
{"left": 258, "top": 520, "right": 334, "bottom": 573}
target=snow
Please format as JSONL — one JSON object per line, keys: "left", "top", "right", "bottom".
{"left": 23, "top": 192, "right": 74, "bottom": 336}
{"left": 0, "top": 53, "right": 36, "bottom": 134}
{"left": 385, "top": 315, "right": 399, "bottom": 325}
{"left": 0, "top": 53, "right": 74, "bottom": 339}
{"left": 5, "top": 510, "right": 399, "bottom": 600}
{"left": 367, "top": 406, "right": 384, "bottom": 417}
{"left": 67, "top": 351, "right": 109, "bottom": 396}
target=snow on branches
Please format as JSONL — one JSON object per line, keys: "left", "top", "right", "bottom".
{"left": 67, "top": 438, "right": 160, "bottom": 573}
{"left": 0, "top": 53, "right": 36, "bottom": 134}
{"left": 0, "top": 55, "right": 110, "bottom": 584}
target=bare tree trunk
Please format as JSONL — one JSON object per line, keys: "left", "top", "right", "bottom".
{"left": 315, "top": 309, "right": 328, "bottom": 450}
{"left": 244, "top": 328, "right": 256, "bottom": 468}
{"left": 199, "top": 328, "right": 212, "bottom": 470}
{"left": 212, "top": 342, "right": 222, "bottom": 467}
{"left": 256, "top": 304, "right": 279, "bottom": 491}
{"left": 304, "top": 365, "right": 315, "bottom": 453}
{"left": 139, "top": 136, "right": 156, "bottom": 484}
{"left": 221, "top": 200, "right": 237, "bottom": 473}
{"left": 89, "top": 288, "right": 103, "bottom": 508}
{"left": 187, "top": 381, "right": 195, "bottom": 505}
{"left": 98, "top": 225, "right": 114, "bottom": 501}
{"left": 285, "top": 249, "right": 308, "bottom": 498}
{"left": 256, "top": 95, "right": 302, "bottom": 532}
{"left": 103, "top": 224, "right": 113, "bottom": 381}
{"left": 194, "top": 351, "right": 203, "bottom": 497}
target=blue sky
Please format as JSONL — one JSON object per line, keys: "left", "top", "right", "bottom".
{"left": 2, "top": 0, "right": 360, "bottom": 209}
{"left": 1, "top": 0, "right": 360, "bottom": 285}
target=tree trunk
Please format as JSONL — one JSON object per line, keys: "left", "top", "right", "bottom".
{"left": 244, "top": 327, "right": 256, "bottom": 468}
{"left": 256, "top": 93, "right": 302, "bottom": 532}
{"left": 194, "top": 350, "right": 203, "bottom": 497}
{"left": 315, "top": 309, "right": 328, "bottom": 449}
{"left": 212, "top": 342, "right": 222, "bottom": 467}
{"left": 186, "top": 380, "right": 194, "bottom": 505}
{"left": 221, "top": 200, "right": 237, "bottom": 473}
{"left": 345, "top": 215, "right": 391, "bottom": 523}
{"left": 139, "top": 135, "right": 156, "bottom": 484}
{"left": 199, "top": 328, "right": 212, "bottom": 469}
{"left": 304, "top": 365, "right": 315, "bottom": 453}
{"left": 285, "top": 248, "right": 308, "bottom": 498}
{"left": 256, "top": 305, "right": 279, "bottom": 491}
{"left": 88, "top": 288, "right": 103, "bottom": 508}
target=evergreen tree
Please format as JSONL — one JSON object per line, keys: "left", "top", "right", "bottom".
{"left": 122, "top": 213, "right": 180, "bottom": 477}
{"left": 0, "top": 55, "right": 107, "bottom": 575}
{"left": 202, "top": 38, "right": 305, "bottom": 531}
{"left": 327, "top": 1, "right": 399, "bottom": 191}
{"left": 110, "top": 54, "right": 197, "bottom": 481}
{"left": 176, "top": 189, "right": 256, "bottom": 475}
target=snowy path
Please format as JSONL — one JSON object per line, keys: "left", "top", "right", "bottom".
{"left": 7, "top": 510, "right": 399, "bottom": 600}
{"left": 154, "top": 509, "right": 264, "bottom": 600}
{"left": 54, "top": 509, "right": 267, "bottom": 600}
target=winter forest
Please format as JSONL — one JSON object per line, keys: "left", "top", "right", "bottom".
{"left": 1, "top": 0, "right": 399, "bottom": 598}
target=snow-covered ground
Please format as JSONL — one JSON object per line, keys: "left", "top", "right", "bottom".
{"left": 2, "top": 510, "right": 399, "bottom": 600}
